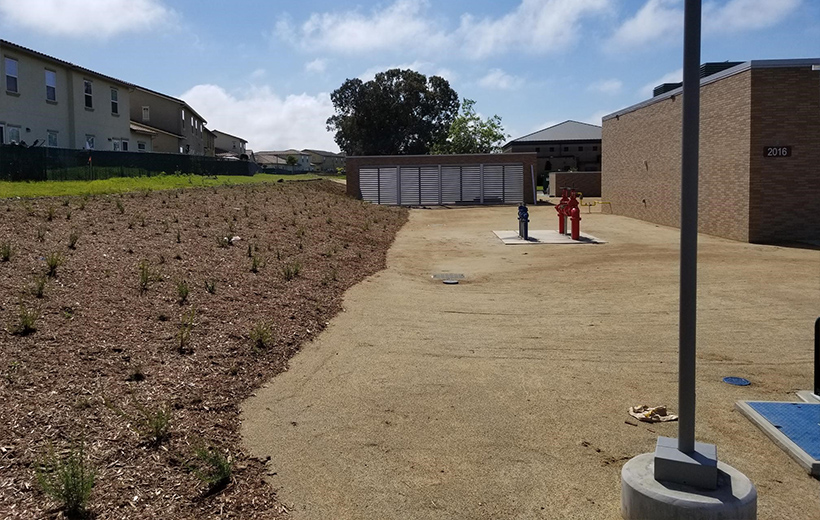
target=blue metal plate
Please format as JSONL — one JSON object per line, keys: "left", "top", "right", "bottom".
{"left": 723, "top": 376, "right": 751, "bottom": 386}
{"left": 747, "top": 402, "right": 820, "bottom": 460}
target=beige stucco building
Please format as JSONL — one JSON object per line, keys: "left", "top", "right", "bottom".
{"left": 0, "top": 39, "right": 132, "bottom": 150}
{"left": 129, "top": 87, "right": 207, "bottom": 155}
{"left": 602, "top": 59, "right": 820, "bottom": 243}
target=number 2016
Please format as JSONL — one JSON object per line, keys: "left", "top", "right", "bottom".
{"left": 766, "top": 147, "right": 790, "bottom": 157}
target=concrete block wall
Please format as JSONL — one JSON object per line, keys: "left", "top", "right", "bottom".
{"left": 346, "top": 153, "right": 538, "bottom": 204}
{"left": 748, "top": 67, "right": 820, "bottom": 243}
{"left": 548, "top": 171, "right": 601, "bottom": 197}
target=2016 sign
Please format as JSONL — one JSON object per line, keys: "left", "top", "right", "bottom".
{"left": 764, "top": 146, "right": 791, "bottom": 157}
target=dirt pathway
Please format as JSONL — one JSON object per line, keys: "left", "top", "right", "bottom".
{"left": 242, "top": 205, "right": 820, "bottom": 519}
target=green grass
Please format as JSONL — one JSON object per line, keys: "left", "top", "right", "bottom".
{"left": 0, "top": 173, "right": 326, "bottom": 199}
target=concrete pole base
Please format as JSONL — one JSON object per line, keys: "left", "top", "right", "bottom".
{"left": 622, "top": 453, "right": 757, "bottom": 520}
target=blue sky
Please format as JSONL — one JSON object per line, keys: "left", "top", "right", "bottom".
{"left": 1, "top": 0, "right": 817, "bottom": 152}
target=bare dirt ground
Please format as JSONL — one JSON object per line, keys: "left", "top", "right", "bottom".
{"left": 243, "top": 204, "right": 820, "bottom": 519}
{"left": 0, "top": 180, "right": 407, "bottom": 518}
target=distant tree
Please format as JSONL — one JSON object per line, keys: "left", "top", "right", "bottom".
{"left": 326, "top": 69, "right": 460, "bottom": 156}
{"left": 433, "top": 99, "right": 509, "bottom": 155}
{"left": 286, "top": 155, "right": 298, "bottom": 173}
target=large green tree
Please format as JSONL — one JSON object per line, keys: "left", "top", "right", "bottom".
{"left": 433, "top": 99, "right": 509, "bottom": 155}
{"left": 326, "top": 69, "right": 460, "bottom": 156}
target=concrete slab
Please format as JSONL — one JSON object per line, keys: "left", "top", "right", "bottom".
{"left": 796, "top": 390, "right": 820, "bottom": 403}
{"left": 492, "top": 229, "right": 605, "bottom": 245}
{"left": 736, "top": 400, "right": 820, "bottom": 477}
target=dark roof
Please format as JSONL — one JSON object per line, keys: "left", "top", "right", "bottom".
{"left": 0, "top": 39, "right": 133, "bottom": 88}
{"left": 302, "top": 149, "right": 342, "bottom": 157}
{"left": 212, "top": 130, "right": 247, "bottom": 143}
{"left": 505, "top": 120, "right": 602, "bottom": 147}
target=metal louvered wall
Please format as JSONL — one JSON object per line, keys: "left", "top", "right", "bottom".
{"left": 359, "top": 163, "right": 524, "bottom": 206}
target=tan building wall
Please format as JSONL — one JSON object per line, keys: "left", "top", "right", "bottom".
{"left": 748, "top": 67, "right": 820, "bottom": 243}
{"left": 129, "top": 88, "right": 206, "bottom": 155}
{"left": 602, "top": 61, "right": 818, "bottom": 243}
{"left": 0, "top": 42, "right": 130, "bottom": 150}
{"left": 549, "top": 172, "right": 602, "bottom": 197}
{"left": 347, "top": 153, "right": 538, "bottom": 204}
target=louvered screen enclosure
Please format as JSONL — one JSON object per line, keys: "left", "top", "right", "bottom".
{"left": 358, "top": 163, "right": 525, "bottom": 206}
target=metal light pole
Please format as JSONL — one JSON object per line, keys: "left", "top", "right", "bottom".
{"left": 677, "top": 0, "right": 701, "bottom": 455}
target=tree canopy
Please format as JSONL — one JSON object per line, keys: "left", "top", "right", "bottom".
{"left": 433, "top": 99, "right": 509, "bottom": 155}
{"left": 326, "top": 69, "right": 460, "bottom": 156}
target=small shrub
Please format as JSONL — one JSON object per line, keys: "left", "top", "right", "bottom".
{"left": 126, "top": 365, "right": 146, "bottom": 382}
{"left": 176, "top": 229, "right": 181, "bottom": 244}
{"left": 115, "top": 199, "right": 125, "bottom": 214}
{"left": 250, "top": 254, "right": 263, "bottom": 273}
{"left": 46, "top": 205, "right": 56, "bottom": 221}
{"left": 36, "top": 442, "right": 95, "bottom": 517}
{"left": 138, "top": 260, "right": 152, "bottom": 294}
{"left": 280, "top": 260, "right": 301, "bottom": 281}
{"left": 191, "top": 445, "right": 232, "bottom": 492}
{"left": 176, "top": 279, "right": 189, "bottom": 305}
{"left": 178, "top": 308, "right": 195, "bottom": 353}
{"left": 216, "top": 236, "right": 231, "bottom": 248}
{"left": 32, "top": 275, "right": 47, "bottom": 298}
{"left": 36, "top": 226, "right": 47, "bottom": 242}
{"left": 0, "top": 241, "right": 11, "bottom": 261}
{"left": 45, "top": 252, "right": 64, "bottom": 278}
{"left": 68, "top": 230, "right": 80, "bottom": 250}
{"left": 134, "top": 402, "right": 171, "bottom": 445}
{"left": 249, "top": 322, "right": 274, "bottom": 350}
{"left": 204, "top": 279, "right": 217, "bottom": 294}
{"left": 78, "top": 198, "right": 86, "bottom": 211}
{"left": 11, "top": 303, "right": 38, "bottom": 335}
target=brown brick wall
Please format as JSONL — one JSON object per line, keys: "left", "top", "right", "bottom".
{"left": 346, "top": 153, "right": 538, "bottom": 204}
{"left": 548, "top": 171, "right": 601, "bottom": 197}
{"left": 602, "top": 71, "right": 753, "bottom": 241}
{"left": 748, "top": 67, "right": 820, "bottom": 243}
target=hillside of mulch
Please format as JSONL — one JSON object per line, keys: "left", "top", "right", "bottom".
{"left": 0, "top": 180, "right": 408, "bottom": 518}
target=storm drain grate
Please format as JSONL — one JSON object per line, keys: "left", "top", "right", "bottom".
{"left": 432, "top": 273, "right": 465, "bottom": 280}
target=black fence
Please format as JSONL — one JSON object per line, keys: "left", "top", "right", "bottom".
{"left": 0, "top": 145, "right": 258, "bottom": 181}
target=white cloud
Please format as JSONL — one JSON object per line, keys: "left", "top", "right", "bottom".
{"left": 305, "top": 59, "right": 327, "bottom": 74}
{"left": 587, "top": 78, "right": 623, "bottom": 95}
{"left": 456, "top": 0, "right": 612, "bottom": 59}
{"left": 609, "top": 0, "right": 802, "bottom": 50}
{"left": 0, "top": 0, "right": 174, "bottom": 38}
{"left": 703, "top": 0, "right": 802, "bottom": 33}
{"left": 180, "top": 84, "right": 337, "bottom": 152}
{"left": 278, "top": 0, "right": 612, "bottom": 59}
{"left": 639, "top": 68, "right": 682, "bottom": 98}
{"left": 250, "top": 68, "right": 267, "bottom": 79}
{"left": 608, "top": 0, "right": 683, "bottom": 50}
{"left": 478, "top": 69, "right": 524, "bottom": 90}
{"left": 358, "top": 62, "right": 456, "bottom": 83}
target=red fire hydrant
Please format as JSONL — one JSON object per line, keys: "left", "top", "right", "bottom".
{"left": 568, "top": 189, "right": 581, "bottom": 240}
{"left": 556, "top": 188, "right": 569, "bottom": 235}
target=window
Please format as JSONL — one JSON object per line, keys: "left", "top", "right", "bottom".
{"left": 179, "top": 146, "right": 184, "bottom": 153}
{"left": 83, "top": 80, "right": 93, "bottom": 109}
{"left": 5, "top": 57, "right": 18, "bottom": 93}
{"left": 535, "top": 147, "right": 540, "bottom": 152}
{"left": 85, "top": 135, "right": 95, "bottom": 149}
{"left": 112, "top": 139, "right": 121, "bottom": 151}
{"left": 549, "top": 147, "right": 555, "bottom": 152}
{"left": 190, "top": 116, "right": 194, "bottom": 127}
{"left": 47, "top": 130, "right": 58, "bottom": 147}
{"left": 45, "top": 70, "right": 56, "bottom": 101}
{"left": 110, "top": 88, "right": 118, "bottom": 114}
{"left": 7, "top": 126, "right": 21, "bottom": 144}
{"left": 0, "top": 124, "right": 4, "bottom": 144}
{"left": 578, "top": 146, "right": 584, "bottom": 151}
{"left": 563, "top": 146, "right": 569, "bottom": 152}
{"left": 121, "top": 139, "right": 128, "bottom": 151}
{"left": 181, "top": 109, "right": 185, "bottom": 129}
{"left": 137, "top": 141, "right": 146, "bottom": 151}
{"left": 142, "top": 106, "right": 150, "bottom": 121}
{"left": 592, "top": 146, "right": 598, "bottom": 151}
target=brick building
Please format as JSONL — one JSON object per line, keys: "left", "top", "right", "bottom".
{"left": 602, "top": 59, "right": 819, "bottom": 244}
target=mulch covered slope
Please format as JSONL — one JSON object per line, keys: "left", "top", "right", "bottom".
{"left": 0, "top": 180, "right": 407, "bottom": 518}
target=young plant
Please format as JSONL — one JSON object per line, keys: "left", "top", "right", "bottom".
{"left": 134, "top": 402, "right": 171, "bottom": 446}
{"left": 250, "top": 254, "right": 263, "bottom": 273}
{"left": 45, "top": 252, "right": 64, "bottom": 278}
{"left": 191, "top": 445, "right": 232, "bottom": 492}
{"left": 32, "top": 275, "right": 47, "bottom": 298}
{"left": 176, "top": 279, "right": 190, "bottom": 305}
{"left": 177, "top": 308, "right": 195, "bottom": 353}
{"left": 249, "top": 322, "right": 274, "bottom": 351}
{"left": 204, "top": 279, "right": 217, "bottom": 295}
{"left": 36, "top": 441, "right": 95, "bottom": 517}
{"left": 46, "top": 205, "right": 56, "bottom": 221}
{"left": 0, "top": 241, "right": 11, "bottom": 261}
{"left": 36, "top": 225, "right": 46, "bottom": 242}
{"left": 176, "top": 229, "right": 182, "bottom": 244}
{"left": 68, "top": 230, "right": 80, "bottom": 250}
{"left": 115, "top": 199, "right": 125, "bottom": 214}
{"left": 11, "top": 303, "right": 38, "bottom": 335}
{"left": 280, "top": 260, "right": 301, "bottom": 281}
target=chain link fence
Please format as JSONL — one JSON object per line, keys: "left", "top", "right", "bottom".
{"left": 0, "top": 145, "right": 257, "bottom": 181}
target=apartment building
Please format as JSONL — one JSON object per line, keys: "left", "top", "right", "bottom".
{"left": 130, "top": 87, "right": 207, "bottom": 155}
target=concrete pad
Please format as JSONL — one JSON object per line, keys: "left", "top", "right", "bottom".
{"left": 736, "top": 401, "right": 820, "bottom": 477}
{"left": 622, "top": 453, "right": 757, "bottom": 520}
{"left": 796, "top": 391, "right": 820, "bottom": 403}
{"left": 492, "top": 229, "right": 605, "bottom": 244}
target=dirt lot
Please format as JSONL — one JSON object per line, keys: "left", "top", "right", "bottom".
{"left": 0, "top": 180, "right": 407, "bottom": 518}
{"left": 243, "top": 204, "right": 820, "bottom": 519}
